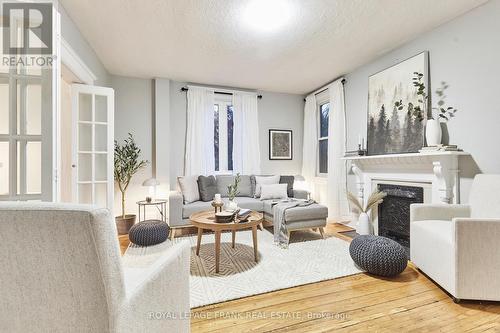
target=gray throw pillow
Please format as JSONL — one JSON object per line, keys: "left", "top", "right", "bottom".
{"left": 280, "top": 175, "right": 295, "bottom": 198}
{"left": 198, "top": 175, "right": 217, "bottom": 202}
{"left": 216, "top": 175, "right": 252, "bottom": 197}
{"left": 238, "top": 175, "right": 252, "bottom": 197}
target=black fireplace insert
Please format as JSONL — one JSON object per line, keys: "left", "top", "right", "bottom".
{"left": 377, "top": 183, "right": 424, "bottom": 256}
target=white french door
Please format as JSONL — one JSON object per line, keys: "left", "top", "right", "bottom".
{"left": 71, "top": 84, "right": 114, "bottom": 211}
{"left": 0, "top": 2, "right": 59, "bottom": 201}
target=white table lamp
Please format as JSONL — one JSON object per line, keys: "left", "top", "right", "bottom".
{"left": 142, "top": 178, "right": 160, "bottom": 201}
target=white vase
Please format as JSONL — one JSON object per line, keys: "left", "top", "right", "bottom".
{"left": 226, "top": 199, "right": 238, "bottom": 212}
{"left": 357, "top": 212, "right": 372, "bottom": 235}
{"left": 425, "top": 119, "right": 442, "bottom": 146}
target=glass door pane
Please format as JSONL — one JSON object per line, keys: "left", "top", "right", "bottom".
{"left": 95, "top": 95, "right": 108, "bottom": 122}
{"left": 79, "top": 93, "right": 92, "bottom": 121}
{"left": 78, "top": 123, "right": 92, "bottom": 151}
{"left": 25, "top": 83, "right": 42, "bottom": 135}
{"left": 0, "top": 142, "right": 9, "bottom": 195}
{"left": 95, "top": 154, "right": 107, "bottom": 181}
{"left": 26, "top": 142, "right": 41, "bottom": 194}
{"left": 0, "top": 79, "right": 8, "bottom": 135}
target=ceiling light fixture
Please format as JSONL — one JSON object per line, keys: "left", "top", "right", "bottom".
{"left": 242, "top": 0, "right": 292, "bottom": 33}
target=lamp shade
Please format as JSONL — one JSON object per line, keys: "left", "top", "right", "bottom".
{"left": 294, "top": 175, "right": 305, "bottom": 181}
{"left": 142, "top": 178, "right": 160, "bottom": 187}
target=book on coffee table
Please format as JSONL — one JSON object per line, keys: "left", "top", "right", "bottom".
{"left": 238, "top": 209, "right": 251, "bottom": 218}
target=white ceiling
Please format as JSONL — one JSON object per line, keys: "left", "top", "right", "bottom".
{"left": 60, "top": 0, "right": 488, "bottom": 94}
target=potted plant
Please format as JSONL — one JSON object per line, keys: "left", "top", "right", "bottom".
{"left": 347, "top": 190, "right": 387, "bottom": 235}
{"left": 226, "top": 173, "right": 241, "bottom": 211}
{"left": 394, "top": 72, "right": 457, "bottom": 146}
{"left": 114, "top": 133, "right": 148, "bottom": 234}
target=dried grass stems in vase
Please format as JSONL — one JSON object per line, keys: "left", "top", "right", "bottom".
{"left": 347, "top": 190, "right": 387, "bottom": 235}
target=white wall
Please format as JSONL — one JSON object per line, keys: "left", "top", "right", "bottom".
{"left": 154, "top": 78, "right": 171, "bottom": 198}
{"left": 343, "top": 0, "right": 499, "bottom": 202}
{"left": 111, "top": 75, "right": 153, "bottom": 216}
{"left": 258, "top": 91, "right": 304, "bottom": 176}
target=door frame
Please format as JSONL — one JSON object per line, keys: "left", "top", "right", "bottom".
{"left": 57, "top": 36, "right": 97, "bottom": 202}
{"left": 71, "top": 83, "right": 114, "bottom": 211}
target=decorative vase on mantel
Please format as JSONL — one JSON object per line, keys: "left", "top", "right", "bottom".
{"left": 425, "top": 119, "right": 442, "bottom": 147}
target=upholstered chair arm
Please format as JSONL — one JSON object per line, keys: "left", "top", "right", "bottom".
{"left": 410, "top": 204, "right": 470, "bottom": 222}
{"left": 169, "top": 191, "right": 184, "bottom": 227}
{"left": 293, "top": 189, "right": 310, "bottom": 200}
{"left": 453, "top": 218, "right": 500, "bottom": 300}
{"left": 118, "top": 241, "right": 191, "bottom": 332}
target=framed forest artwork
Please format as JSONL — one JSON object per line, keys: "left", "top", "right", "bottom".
{"left": 269, "top": 129, "right": 292, "bottom": 160}
{"left": 367, "top": 51, "right": 429, "bottom": 155}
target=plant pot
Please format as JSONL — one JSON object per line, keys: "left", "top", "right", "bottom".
{"left": 116, "top": 214, "right": 136, "bottom": 235}
{"left": 356, "top": 212, "right": 372, "bottom": 235}
{"left": 425, "top": 119, "right": 442, "bottom": 146}
{"left": 226, "top": 199, "right": 238, "bottom": 212}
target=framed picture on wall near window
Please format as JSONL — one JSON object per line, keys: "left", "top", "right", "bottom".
{"left": 269, "top": 129, "right": 292, "bottom": 160}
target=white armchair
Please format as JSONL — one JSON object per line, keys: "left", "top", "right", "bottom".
{"left": 0, "top": 202, "right": 191, "bottom": 332}
{"left": 410, "top": 174, "right": 500, "bottom": 303}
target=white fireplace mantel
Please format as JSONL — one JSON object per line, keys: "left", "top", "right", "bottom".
{"left": 342, "top": 151, "right": 470, "bottom": 205}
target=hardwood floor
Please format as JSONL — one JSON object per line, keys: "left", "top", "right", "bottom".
{"left": 119, "top": 224, "right": 500, "bottom": 332}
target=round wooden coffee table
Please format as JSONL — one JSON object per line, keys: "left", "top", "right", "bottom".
{"left": 190, "top": 210, "right": 263, "bottom": 273}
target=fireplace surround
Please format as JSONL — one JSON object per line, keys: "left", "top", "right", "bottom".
{"left": 343, "top": 151, "right": 469, "bottom": 240}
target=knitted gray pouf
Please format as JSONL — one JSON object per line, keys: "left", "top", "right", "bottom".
{"left": 129, "top": 220, "right": 169, "bottom": 246}
{"left": 349, "top": 235, "right": 407, "bottom": 277}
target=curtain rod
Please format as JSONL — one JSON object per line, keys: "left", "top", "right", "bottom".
{"left": 180, "top": 86, "right": 263, "bottom": 99}
{"left": 303, "top": 78, "right": 346, "bottom": 102}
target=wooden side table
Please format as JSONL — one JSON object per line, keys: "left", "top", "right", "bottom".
{"left": 136, "top": 199, "right": 167, "bottom": 222}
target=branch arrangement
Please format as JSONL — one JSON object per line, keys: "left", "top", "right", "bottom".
{"left": 227, "top": 173, "right": 241, "bottom": 201}
{"left": 394, "top": 72, "right": 458, "bottom": 122}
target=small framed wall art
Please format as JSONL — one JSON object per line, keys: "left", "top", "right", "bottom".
{"left": 269, "top": 129, "right": 293, "bottom": 160}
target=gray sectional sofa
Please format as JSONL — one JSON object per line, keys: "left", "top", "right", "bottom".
{"left": 168, "top": 175, "right": 328, "bottom": 236}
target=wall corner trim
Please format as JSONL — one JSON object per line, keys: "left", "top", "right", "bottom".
{"left": 61, "top": 37, "right": 97, "bottom": 85}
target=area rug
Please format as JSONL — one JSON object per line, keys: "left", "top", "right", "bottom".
{"left": 124, "top": 228, "right": 361, "bottom": 308}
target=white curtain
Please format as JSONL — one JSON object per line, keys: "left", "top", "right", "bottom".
{"left": 184, "top": 86, "right": 215, "bottom": 175}
{"left": 327, "top": 79, "right": 349, "bottom": 220}
{"left": 301, "top": 94, "right": 318, "bottom": 194}
{"left": 232, "top": 92, "right": 261, "bottom": 174}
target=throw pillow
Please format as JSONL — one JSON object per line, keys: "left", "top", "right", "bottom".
{"left": 260, "top": 183, "right": 288, "bottom": 200}
{"left": 254, "top": 175, "right": 280, "bottom": 197}
{"left": 216, "top": 175, "right": 234, "bottom": 197}
{"left": 280, "top": 175, "right": 295, "bottom": 198}
{"left": 177, "top": 176, "right": 200, "bottom": 204}
{"left": 216, "top": 175, "right": 253, "bottom": 197}
{"left": 198, "top": 175, "right": 217, "bottom": 202}
{"left": 238, "top": 175, "right": 253, "bottom": 197}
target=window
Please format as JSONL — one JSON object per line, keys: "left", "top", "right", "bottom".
{"left": 213, "top": 95, "right": 234, "bottom": 173}
{"left": 318, "top": 101, "right": 329, "bottom": 175}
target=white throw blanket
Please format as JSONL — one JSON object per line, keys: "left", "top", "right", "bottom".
{"left": 273, "top": 199, "right": 315, "bottom": 248}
